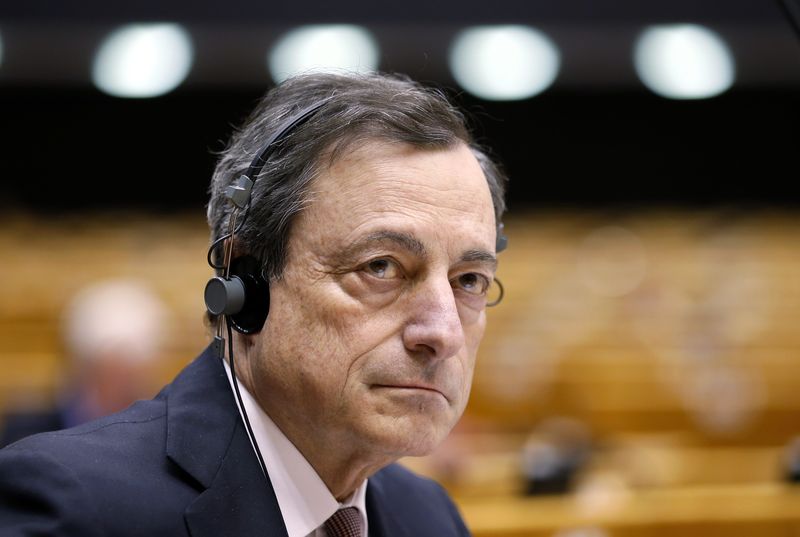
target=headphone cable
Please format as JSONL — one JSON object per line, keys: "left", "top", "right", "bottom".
{"left": 226, "top": 319, "right": 268, "bottom": 478}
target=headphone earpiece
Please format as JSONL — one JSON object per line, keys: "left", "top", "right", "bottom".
{"left": 204, "top": 255, "right": 270, "bottom": 335}
{"left": 227, "top": 256, "right": 270, "bottom": 334}
{"left": 204, "top": 274, "right": 246, "bottom": 316}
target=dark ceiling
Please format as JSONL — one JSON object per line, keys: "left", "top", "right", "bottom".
{"left": 1, "top": 0, "right": 799, "bottom": 212}
{"left": 1, "top": 1, "right": 799, "bottom": 90}
{"left": 0, "top": 0, "right": 792, "bottom": 24}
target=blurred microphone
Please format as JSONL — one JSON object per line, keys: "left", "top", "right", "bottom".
{"left": 782, "top": 435, "right": 800, "bottom": 483}
{"left": 520, "top": 417, "right": 592, "bottom": 495}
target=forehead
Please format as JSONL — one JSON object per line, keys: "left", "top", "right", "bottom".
{"left": 299, "top": 141, "right": 497, "bottom": 254}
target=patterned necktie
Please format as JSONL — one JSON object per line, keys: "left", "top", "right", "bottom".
{"left": 324, "top": 507, "right": 363, "bottom": 537}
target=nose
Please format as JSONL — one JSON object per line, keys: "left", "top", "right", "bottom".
{"left": 402, "top": 276, "right": 466, "bottom": 360}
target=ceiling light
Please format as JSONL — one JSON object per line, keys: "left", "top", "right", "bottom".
{"left": 92, "top": 23, "right": 194, "bottom": 98}
{"left": 634, "top": 24, "right": 735, "bottom": 99}
{"left": 449, "top": 25, "right": 560, "bottom": 101}
{"left": 268, "top": 25, "right": 379, "bottom": 83}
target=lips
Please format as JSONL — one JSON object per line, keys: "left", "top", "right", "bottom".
{"left": 373, "top": 383, "right": 450, "bottom": 402}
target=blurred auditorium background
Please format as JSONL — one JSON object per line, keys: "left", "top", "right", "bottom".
{"left": 1, "top": 0, "right": 800, "bottom": 535}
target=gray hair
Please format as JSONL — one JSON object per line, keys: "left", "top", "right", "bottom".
{"left": 206, "top": 71, "right": 508, "bottom": 286}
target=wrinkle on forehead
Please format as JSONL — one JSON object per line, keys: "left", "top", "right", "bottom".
{"left": 291, "top": 140, "right": 497, "bottom": 264}
{"left": 319, "top": 142, "right": 491, "bottom": 210}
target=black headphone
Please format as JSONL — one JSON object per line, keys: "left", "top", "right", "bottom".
{"left": 204, "top": 101, "right": 328, "bottom": 334}
{"left": 204, "top": 100, "right": 509, "bottom": 335}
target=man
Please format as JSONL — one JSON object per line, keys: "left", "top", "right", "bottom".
{"left": 0, "top": 71, "right": 508, "bottom": 536}
{"left": 0, "top": 277, "right": 169, "bottom": 448}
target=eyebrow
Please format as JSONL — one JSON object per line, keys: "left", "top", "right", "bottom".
{"left": 338, "top": 229, "right": 497, "bottom": 270}
{"left": 460, "top": 249, "right": 498, "bottom": 270}
{"left": 346, "top": 230, "right": 428, "bottom": 260}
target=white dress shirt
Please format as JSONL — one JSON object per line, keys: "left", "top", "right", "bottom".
{"left": 222, "top": 360, "right": 369, "bottom": 537}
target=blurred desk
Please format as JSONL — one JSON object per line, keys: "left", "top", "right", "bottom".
{"left": 457, "top": 484, "right": 800, "bottom": 537}
{"left": 404, "top": 437, "right": 800, "bottom": 537}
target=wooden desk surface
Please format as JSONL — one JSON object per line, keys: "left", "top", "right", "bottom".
{"left": 456, "top": 483, "right": 800, "bottom": 537}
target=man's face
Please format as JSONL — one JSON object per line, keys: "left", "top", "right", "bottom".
{"left": 252, "top": 140, "right": 497, "bottom": 461}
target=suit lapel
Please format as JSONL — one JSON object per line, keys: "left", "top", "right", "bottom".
{"left": 163, "top": 345, "right": 288, "bottom": 537}
{"left": 183, "top": 424, "right": 288, "bottom": 537}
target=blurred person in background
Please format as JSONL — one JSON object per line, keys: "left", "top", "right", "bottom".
{"left": 0, "top": 277, "right": 169, "bottom": 447}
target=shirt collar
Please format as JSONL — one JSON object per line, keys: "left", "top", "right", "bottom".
{"left": 222, "top": 359, "right": 368, "bottom": 537}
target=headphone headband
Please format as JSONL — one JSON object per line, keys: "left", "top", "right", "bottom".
{"left": 245, "top": 100, "right": 332, "bottom": 186}
{"left": 207, "top": 100, "right": 331, "bottom": 271}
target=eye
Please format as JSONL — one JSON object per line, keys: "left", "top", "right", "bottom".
{"left": 452, "top": 272, "right": 491, "bottom": 296}
{"left": 364, "top": 258, "right": 401, "bottom": 279}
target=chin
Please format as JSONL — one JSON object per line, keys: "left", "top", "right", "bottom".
{"left": 399, "top": 437, "right": 444, "bottom": 458}
{"left": 369, "top": 415, "right": 454, "bottom": 459}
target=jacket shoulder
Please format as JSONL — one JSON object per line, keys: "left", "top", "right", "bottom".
{"left": 0, "top": 436, "right": 105, "bottom": 537}
{"left": 0, "top": 398, "right": 197, "bottom": 536}
{"left": 369, "top": 463, "right": 470, "bottom": 536}
{"left": 0, "top": 346, "right": 232, "bottom": 537}
{"left": 0, "top": 398, "right": 174, "bottom": 531}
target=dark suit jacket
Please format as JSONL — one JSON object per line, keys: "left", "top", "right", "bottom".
{"left": 0, "top": 408, "right": 65, "bottom": 448}
{"left": 0, "top": 345, "right": 471, "bottom": 536}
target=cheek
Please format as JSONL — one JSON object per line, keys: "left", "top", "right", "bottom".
{"left": 456, "top": 313, "right": 485, "bottom": 395}
{"left": 268, "top": 281, "right": 397, "bottom": 381}
{"left": 463, "top": 310, "right": 487, "bottom": 352}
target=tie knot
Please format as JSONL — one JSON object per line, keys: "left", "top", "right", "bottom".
{"left": 324, "top": 507, "right": 363, "bottom": 537}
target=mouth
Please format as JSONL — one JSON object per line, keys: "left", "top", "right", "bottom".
{"left": 373, "top": 383, "right": 449, "bottom": 402}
